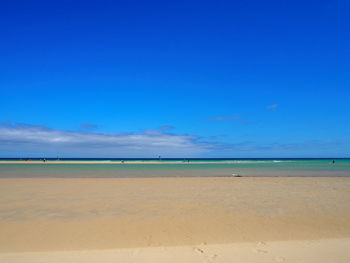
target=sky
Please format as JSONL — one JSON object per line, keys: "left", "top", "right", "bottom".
{"left": 1, "top": 0, "right": 350, "bottom": 158}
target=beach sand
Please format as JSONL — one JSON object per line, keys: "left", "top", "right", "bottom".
{"left": 1, "top": 177, "right": 350, "bottom": 262}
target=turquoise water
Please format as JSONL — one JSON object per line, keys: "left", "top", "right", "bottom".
{"left": 0, "top": 159, "right": 349, "bottom": 177}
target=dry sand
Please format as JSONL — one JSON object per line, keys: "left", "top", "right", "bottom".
{"left": 1, "top": 177, "right": 350, "bottom": 262}
{"left": 1, "top": 239, "right": 350, "bottom": 263}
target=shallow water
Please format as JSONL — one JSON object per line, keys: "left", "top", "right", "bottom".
{"left": 0, "top": 159, "right": 349, "bottom": 178}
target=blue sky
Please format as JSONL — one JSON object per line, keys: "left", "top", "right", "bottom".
{"left": 1, "top": 0, "right": 350, "bottom": 157}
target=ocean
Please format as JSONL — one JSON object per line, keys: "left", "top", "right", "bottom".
{"left": 0, "top": 158, "right": 349, "bottom": 178}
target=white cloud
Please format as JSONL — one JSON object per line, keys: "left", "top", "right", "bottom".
{"left": 0, "top": 122, "right": 211, "bottom": 157}
{"left": 1, "top": 121, "right": 348, "bottom": 158}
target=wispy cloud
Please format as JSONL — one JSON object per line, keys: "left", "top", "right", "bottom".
{"left": 159, "top": 125, "right": 175, "bottom": 131}
{"left": 267, "top": 104, "right": 278, "bottom": 111}
{"left": 0, "top": 121, "right": 212, "bottom": 157}
{"left": 205, "top": 115, "right": 242, "bottom": 121}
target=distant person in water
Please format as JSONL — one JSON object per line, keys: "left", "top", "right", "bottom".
{"left": 332, "top": 160, "right": 335, "bottom": 164}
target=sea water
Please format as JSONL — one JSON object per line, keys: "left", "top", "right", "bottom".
{"left": 0, "top": 158, "right": 349, "bottom": 178}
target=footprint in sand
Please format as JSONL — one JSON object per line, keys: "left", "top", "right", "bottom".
{"left": 252, "top": 248, "right": 268, "bottom": 254}
{"left": 194, "top": 247, "right": 204, "bottom": 254}
{"left": 274, "top": 256, "right": 285, "bottom": 262}
{"left": 252, "top": 241, "right": 268, "bottom": 254}
{"left": 257, "top": 241, "right": 266, "bottom": 246}
{"left": 194, "top": 247, "right": 218, "bottom": 263}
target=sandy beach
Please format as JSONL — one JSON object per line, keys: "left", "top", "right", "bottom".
{"left": 1, "top": 177, "right": 350, "bottom": 262}
{"left": 2, "top": 0, "right": 349, "bottom": 261}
